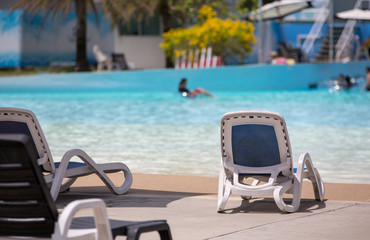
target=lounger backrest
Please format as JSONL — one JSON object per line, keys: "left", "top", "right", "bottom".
{"left": 0, "top": 134, "right": 58, "bottom": 237}
{"left": 0, "top": 108, "right": 55, "bottom": 173}
{"left": 112, "top": 53, "right": 129, "bottom": 70}
{"left": 93, "top": 44, "right": 108, "bottom": 62}
{"left": 221, "top": 111, "right": 292, "bottom": 176}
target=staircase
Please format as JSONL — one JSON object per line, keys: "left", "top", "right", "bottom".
{"left": 315, "top": 25, "right": 345, "bottom": 62}
{"left": 301, "top": 0, "right": 331, "bottom": 62}
{"left": 302, "top": 0, "right": 368, "bottom": 62}
{"left": 335, "top": 0, "right": 367, "bottom": 61}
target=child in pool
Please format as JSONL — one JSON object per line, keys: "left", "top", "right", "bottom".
{"left": 178, "top": 78, "right": 214, "bottom": 98}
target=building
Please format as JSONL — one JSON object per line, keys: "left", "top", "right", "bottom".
{"left": 0, "top": 0, "right": 369, "bottom": 69}
{"left": 0, "top": 0, "right": 165, "bottom": 69}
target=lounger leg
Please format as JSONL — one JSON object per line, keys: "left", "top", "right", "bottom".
{"left": 273, "top": 154, "right": 310, "bottom": 212}
{"left": 217, "top": 164, "right": 231, "bottom": 212}
{"left": 274, "top": 153, "right": 325, "bottom": 213}
{"left": 273, "top": 180, "right": 299, "bottom": 213}
{"left": 51, "top": 149, "right": 133, "bottom": 200}
{"left": 97, "top": 162, "right": 133, "bottom": 195}
{"left": 299, "top": 153, "right": 325, "bottom": 201}
{"left": 60, "top": 177, "right": 77, "bottom": 192}
{"left": 126, "top": 221, "right": 172, "bottom": 240}
{"left": 50, "top": 155, "right": 71, "bottom": 200}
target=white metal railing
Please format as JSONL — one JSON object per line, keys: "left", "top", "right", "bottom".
{"left": 301, "top": 0, "right": 330, "bottom": 57}
{"left": 335, "top": 0, "right": 367, "bottom": 61}
{"left": 354, "top": 35, "right": 370, "bottom": 60}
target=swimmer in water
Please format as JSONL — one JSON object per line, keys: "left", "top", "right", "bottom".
{"left": 178, "top": 78, "right": 214, "bottom": 98}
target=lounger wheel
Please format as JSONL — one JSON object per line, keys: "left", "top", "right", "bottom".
{"left": 241, "top": 195, "right": 251, "bottom": 200}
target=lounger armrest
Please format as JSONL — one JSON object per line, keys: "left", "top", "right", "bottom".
{"left": 50, "top": 148, "right": 133, "bottom": 200}
{"left": 297, "top": 153, "right": 325, "bottom": 201}
{"left": 54, "top": 198, "right": 112, "bottom": 240}
{"left": 37, "top": 155, "right": 48, "bottom": 165}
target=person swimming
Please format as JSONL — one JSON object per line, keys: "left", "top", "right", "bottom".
{"left": 365, "top": 67, "right": 370, "bottom": 91}
{"left": 178, "top": 78, "right": 214, "bottom": 98}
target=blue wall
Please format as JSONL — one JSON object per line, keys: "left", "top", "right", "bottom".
{"left": 0, "top": 9, "right": 114, "bottom": 68}
{"left": 1, "top": 61, "right": 368, "bottom": 91}
{"left": 0, "top": 10, "right": 22, "bottom": 67}
{"left": 124, "top": 61, "right": 370, "bottom": 91}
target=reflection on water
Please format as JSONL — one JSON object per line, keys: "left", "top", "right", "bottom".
{"left": 1, "top": 86, "right": 370, "bottom": 183}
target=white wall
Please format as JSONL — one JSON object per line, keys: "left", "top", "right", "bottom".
{"left": 114, "top": 34, "right": 166, "bottom": 69}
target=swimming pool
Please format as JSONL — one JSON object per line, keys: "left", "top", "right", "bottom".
{"left": 0, "top": 69, "right": 369, "bottom": 184}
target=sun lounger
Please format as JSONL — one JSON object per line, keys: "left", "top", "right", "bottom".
{"left": 0, "top": 107, "right": 133, "bottom": 200}
{"left": 217, "top": 110, "right": 325, "bottom": 213}
{"left": 0, "top": 134, "right": 172, "bottom": 240}
{"left": 111, "top": 53, "right": 129, "bottom": 70}
{"left": 93, "top": 44, "right": 112, "bottom": 71}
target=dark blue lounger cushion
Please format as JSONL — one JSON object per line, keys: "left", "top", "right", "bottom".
{"left": 0, "top": 121, "right": 87, "bottom": 170}
{"left": 54, "top": 161, "right": 87, "bottom": 169}
{"left": 232, "top": 124, "right": 281, "bottom": 168}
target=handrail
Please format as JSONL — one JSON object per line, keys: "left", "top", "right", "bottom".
{"left": 301, "top": 0, "right": 330, "bottom": 57}
{"left": 335, "top": 0, "right": 366, "bottom": 61}
{"left": 334, "top": 20, "right": 357, "bottom": 61}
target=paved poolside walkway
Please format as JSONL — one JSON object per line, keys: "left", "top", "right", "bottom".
{"left": 56, "top": 174, "right": 370, "bottom": 240}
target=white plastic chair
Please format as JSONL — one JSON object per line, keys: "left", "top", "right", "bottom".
{"left": 217, "top": 110, "right": 325, "bottom": 213}
{"left": 93, "top": 44, "right": 112, "bottom": 71}
{"left": 0, "top": 107, "right": 133, "bottom": 200}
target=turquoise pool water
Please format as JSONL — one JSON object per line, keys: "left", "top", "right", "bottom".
{"left": 0, "top": 72, "right": 369, "bottom": 184}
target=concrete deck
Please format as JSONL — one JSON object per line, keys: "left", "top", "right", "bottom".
{"left": 56, "top": 174, "right": 370, "bottom": 240}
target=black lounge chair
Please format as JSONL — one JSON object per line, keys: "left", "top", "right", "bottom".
{"left": 0, "top": 134, "right": 172, "bottom": 240}
{"left": 111, "top": 53, "right": 129, "bottom": 70}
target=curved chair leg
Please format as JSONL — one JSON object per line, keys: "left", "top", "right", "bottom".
{"left": 97, "top": 162, "right": 133, "bottom": 195}
{"left": 274, "top": 153, "right": 325, "bottom": 213}
{"left": 217, "top": 165, "right": 231, "bottom": 212}
{"left": 314, "top": 167, "right": 325, "bottom": 201}
{"left": 50, "top": 149, "right": 133, "bottom": 200}
{"left": 60, "top": 177, "right": 77, "bottom": 192}
{"left": 218, "top": 185, "right": 231, "bottom": 213}
{"left": 299, "top": 153, "right": 325, "bottom": 201}
{"left": 273, "top": 179, "right": 299, "bottom": 213}
{"left": 55, "top": 199, "right": 113, "bottom": 240}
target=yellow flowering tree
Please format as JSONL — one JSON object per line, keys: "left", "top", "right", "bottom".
{"left": 160, "top": 5, "right": 256, "bottom": 65}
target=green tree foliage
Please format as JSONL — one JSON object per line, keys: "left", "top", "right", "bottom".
{"left": 236, "top": 0, "right": 259, "bottom": 17}
{"left": 161, "top": 5, "right": 256, "bottom": 65}
{"left": 166, "top": 0, "right": 228, "bottom": 27}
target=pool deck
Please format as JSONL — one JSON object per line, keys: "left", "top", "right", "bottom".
{"left": 56, "top": 173, "right": 370, "bottom": 240}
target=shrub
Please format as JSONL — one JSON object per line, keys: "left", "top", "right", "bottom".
{"left": 160, "top": 5, "right": 256, "bottom": 65}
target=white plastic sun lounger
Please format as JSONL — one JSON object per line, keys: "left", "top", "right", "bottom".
{"left": 217, "top": 110, "right": 325, "bottom": 213}
{"left": 0, "top": 107, "right": 133, "bottom": 200}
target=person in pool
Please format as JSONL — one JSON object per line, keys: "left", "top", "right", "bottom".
{"left": 365, "top": 67, "right": 370, "bottom": 91}
{"left": 178, "top": 78, "right": 214, "bottom": 98}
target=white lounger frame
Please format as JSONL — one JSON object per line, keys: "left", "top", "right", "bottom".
{"left": 0, "top": 107, "right": 133, "bottom": 200}
{"left": 218, "top": 110, "right": 325, "bottom": 213}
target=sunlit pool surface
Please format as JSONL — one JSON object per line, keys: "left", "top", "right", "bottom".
{"left": 0, "top": 73, "right": 369, "bottom": 184}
